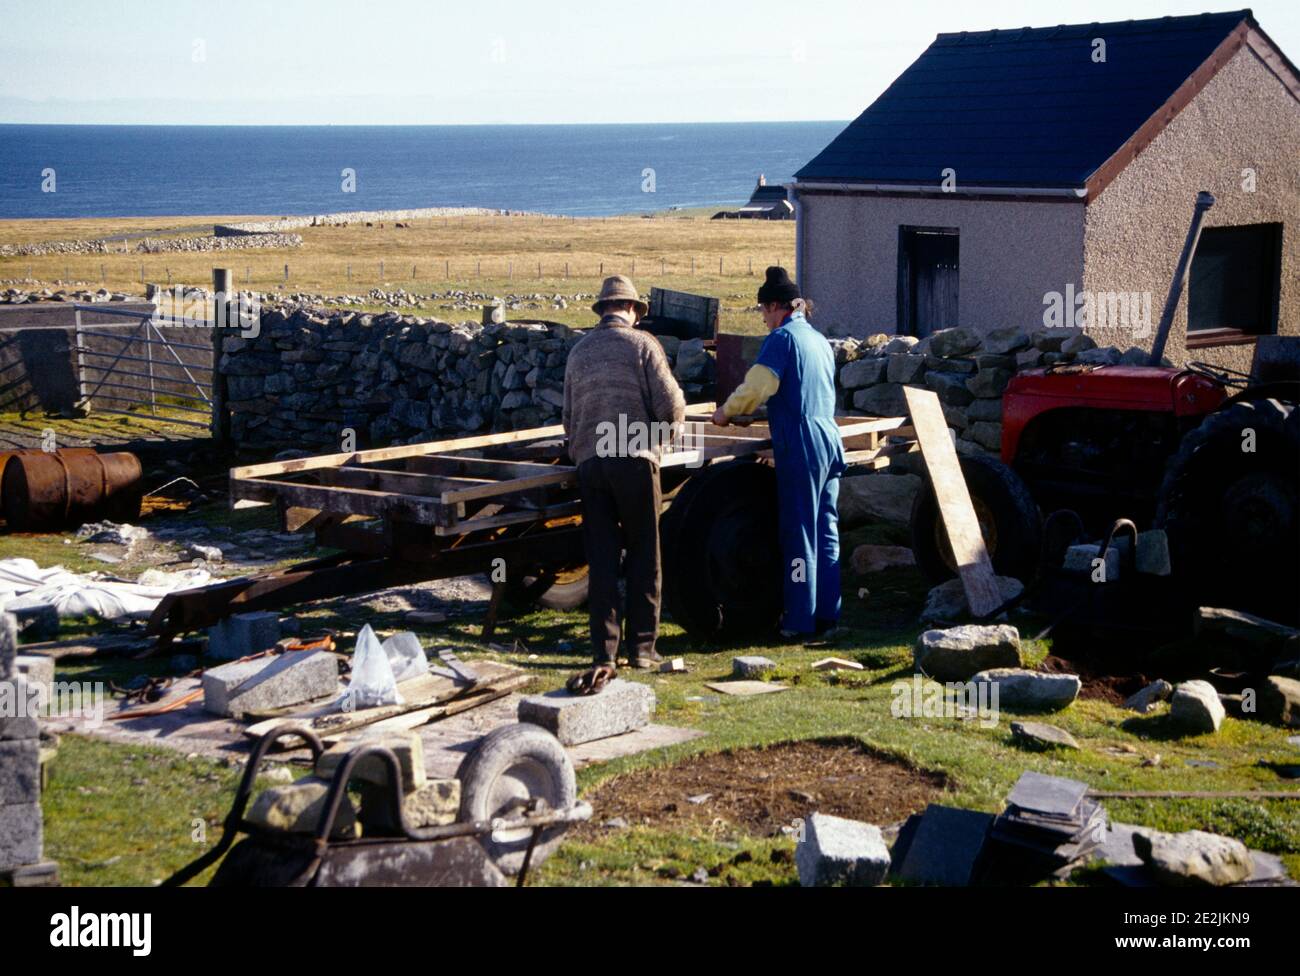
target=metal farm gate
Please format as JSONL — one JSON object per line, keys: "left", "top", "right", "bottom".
{"left": 72, "top": 304, "right": 216, "bottom": 432}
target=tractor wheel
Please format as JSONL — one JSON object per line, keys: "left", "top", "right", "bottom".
{"left": 456, "top": 723, "right": 577, "bottom": 875}
{"left": 1155, "top": 397, "right": 1299, "bottom": 624}
{"left": 909, "top": 454, "right": 1042, "bottom": 585}
{"left": 660, "top": 458, "right": 783, "bottom": 641}
{"left": 504, "top": 565, "right": 590, "bottom": 611}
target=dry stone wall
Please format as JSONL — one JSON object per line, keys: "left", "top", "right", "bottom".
{"left": 830, "top": 325, "right": 1156, "bottom": 456}
{"left": 220, "top": 308, "right": 714, "bottom": 450}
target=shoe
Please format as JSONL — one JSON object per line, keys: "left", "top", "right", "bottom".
{"left": 629, "top": 649, "right": 663, "bottom": 670}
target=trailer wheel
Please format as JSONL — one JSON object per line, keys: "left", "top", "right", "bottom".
{"left": 661, "top": 458, "right": 783, "bottom": 641}
{"left": 909, "top": 454, "right": 1041, "bottom": 585}
{"left": 1156, "top": 397, "right": 1299, "bottom": 624}
{"left": 504, "top": 565, "right": 590, "bottom": 610}
{"left": 457, "top": 723, "right": 577, "bottom": 875}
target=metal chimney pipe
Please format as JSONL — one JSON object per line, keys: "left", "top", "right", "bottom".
{"left": 1148, "top": 191, "right": 1215, "bottom": 366}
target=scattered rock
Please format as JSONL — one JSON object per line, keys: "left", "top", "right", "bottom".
{"left": 972, "top": 668, "right": 1081, "bottom": 709}
{"left": 920, "top": 576, "right": 1023, "bottom": 625}
{"left": 914, "top": 624, "right": 1021, "bottom": 682}
{"left": 1132, "top": 828, "right": 1252, "bottom": 887}
{"left": 1124, "top": 679, "right": 1173, "bottom": 714}
{"left": 659, "top": 657, "right": 687, "bottom": 673}
{"left": 733, "top": 656, "right": 776, "bottom": 678}
{"left": 1010, "top": 721, "right": 1080, "bottom": 750}
{"left": 1169, "top": 680, "right": 1225, "bottom": 734}
{"left": 849, "top": 544, "right": 915, "bottom": 575}
{"left": 1260, "top": 676, "right": 1300, "bottom": 728}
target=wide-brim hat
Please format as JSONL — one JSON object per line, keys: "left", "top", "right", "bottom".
{"left": 592, "top": 275, "right": 649, "bottom": 317}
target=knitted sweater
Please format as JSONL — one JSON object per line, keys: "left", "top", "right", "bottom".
{"left": 562, "top": 313, "right": 686, "bottom": 465}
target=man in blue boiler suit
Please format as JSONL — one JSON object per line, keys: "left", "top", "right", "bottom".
{"left": 713, "top": 267, "right": 846, "bottom": 638}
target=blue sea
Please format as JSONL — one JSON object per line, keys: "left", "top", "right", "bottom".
{"left": 0, "top": 122, "right": 845, "bottom": 219}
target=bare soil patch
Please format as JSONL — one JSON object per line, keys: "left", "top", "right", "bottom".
{"left": 577, "top": 738, "right": 948, "bottom": 838}
{"left": 1039, "top": 654, "right": 1150, "bottom": 706}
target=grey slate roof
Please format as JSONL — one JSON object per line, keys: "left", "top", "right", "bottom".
{"left": 795, "top": 10, "right": 1254, "bottom": 188}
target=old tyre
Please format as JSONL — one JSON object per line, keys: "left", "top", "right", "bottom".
{"left": 909, "top": 454, "right": 1042, "bottom": 585}
{"left": 456, "top": 723, "right": 577, "bottom": 875}
{"left": 504, "top": 565, "right": 590, "bottom": 610}
{"left": 660, "top": 458, "right": 782, "bottom": 641}
{"left": 1156, "top": 397, "right": 1299, "bottom": 624}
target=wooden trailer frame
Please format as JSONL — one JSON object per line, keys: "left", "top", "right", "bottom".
{"left": 147, "top": 406, "right": 916, "bottom": 645}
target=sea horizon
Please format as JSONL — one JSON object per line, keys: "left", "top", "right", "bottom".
{"left": 0, "top": 120, "right": 847, "bottom": 220}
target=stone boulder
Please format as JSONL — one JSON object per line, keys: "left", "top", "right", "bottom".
{"left": 837, "top": 473, "right": 921, "bottom": 527}
{"left": 849, "top": 544, "right": 916, "bottom": 575}
{"left": 928, "top": 326, "right": 981, "bottom": 359}
{"left": 920, "top": 576, "right": 1023, "bottom": 625}
{"left": 1132, "top": 829, "right": 1252, "bottom": 887}
{"left": 1260, "top": 676, "right": 1300, "bottom": 727}
{"left": 914, "top": 624, "right": 1021, "bottom": 682}
{"left": 1168, "top": 680, "right": 1225, "bottom": 734}
{"left": 971, "top": 668, "right": 1081, "bottom": 710}
{"left": 840, "top": 357, "right": 888, "bottom": 389}
{"left": 981, "top": 327, "right": 1030, "bottom": 355}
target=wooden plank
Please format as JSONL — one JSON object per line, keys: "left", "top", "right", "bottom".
{"left": 403, "top": 456, "right": 571, "bottom": 480}
{"left": 902, "top": 386, "right": 1002, "bottom": 617}
{"left": 322, "top": 466, "right": 492, "bottom": 496}
{"left": 439, "top": 467, "right": 576, "bottom": 505}
{"left": 230, "top": 423, "right": 569, "bottom": 480}
{"left": 230, "top": 476, "right": 445, "bottom": 523}
{"left": 434, "top": 500, "right": 583, "bottom": 536}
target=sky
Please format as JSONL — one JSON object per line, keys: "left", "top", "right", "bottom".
{"left": 1, "top": 0, "right": 1296, "bottom": 125}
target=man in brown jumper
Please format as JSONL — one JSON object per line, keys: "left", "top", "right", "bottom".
{"left": 563, "top": 276, "right": 685, "bottom": 679}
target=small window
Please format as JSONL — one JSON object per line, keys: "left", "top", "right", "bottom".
{"left": 1188, "top": 223, "right": 1281, "bottom": 345}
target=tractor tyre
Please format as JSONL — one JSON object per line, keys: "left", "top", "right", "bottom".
{"left": 660, "top": 458, "right": 783, "bottom": 642}
{"left": 1155, "top": 397, "right": 1299, "bottom": 624}
{"left": 909, "top": 453, "right": 1042, "bottom": 585}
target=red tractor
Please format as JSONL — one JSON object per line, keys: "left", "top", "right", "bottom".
{"left": 910, "top": 192, "right": 1299, "bottom": 627}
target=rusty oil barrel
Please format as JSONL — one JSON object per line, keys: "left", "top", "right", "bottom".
{"left": 2, "top": 449, "right": 143, "bottom": 531}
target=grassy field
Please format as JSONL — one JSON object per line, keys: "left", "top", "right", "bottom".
{"left": 0, "top": 209, "right": 796, "bottom": 334}
{"left": 25, "top": 510, "right": 1300, "bottom": 887}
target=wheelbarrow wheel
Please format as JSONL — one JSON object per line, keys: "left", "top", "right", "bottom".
{"left": 457, "top": 723, "right": 576, "bottom": 875}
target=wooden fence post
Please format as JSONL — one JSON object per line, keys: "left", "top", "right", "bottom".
{"left": 210, "top": 268, "right": 233, "bottom": 445}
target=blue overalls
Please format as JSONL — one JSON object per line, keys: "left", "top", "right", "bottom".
{"left": 754, "top": 312, "right": 846, "bottom": 634}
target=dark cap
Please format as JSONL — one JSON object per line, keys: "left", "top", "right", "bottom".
{"left": 757, "top": 266, "right": 800, "bottom": 306}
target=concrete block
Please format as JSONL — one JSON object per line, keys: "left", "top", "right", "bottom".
{"left": 14, "top": 655, "right": 53, "bottom": 706}
{"left": 659, "top": 657, "right": 687, "bottom": 673}
{"left": 246, "top": 777, "right": 356, "bottom": 839}
{"left": 202, "top": 650, "right": 338, "bottom": 718}
{"left": 0, "top": 677, "right": 40, "bottom": 741}
{"left": 359, "top": 778, "right": 460, "bottom": 833}
{"left": 0, "top": 612, "right": 15, "bottom": 679}
{"left": 206, "top": 611, "right": 281, "bottom": 661}
{"left": 518, "top": 678, "right": 654, "bottom": 745}
{"left": 795, "top": 812, "right": 890, "bottom": 887}
{"left": 732, "top": 655, "right": 776, "bottom": 678}
{"left": 1064, "top": 543, "right": 1120, "bottom": 580}
{"left": 316, "top": 730, "right": 427, "bottom": 793}
{"left": 1135, "top": 529, "right": 1171, "bottom": 576}
{"left": 0, "top": 802, "right": 43, "bottom": 871}
{"left": 0, "top": 740, "right": 40, "bottom": 805}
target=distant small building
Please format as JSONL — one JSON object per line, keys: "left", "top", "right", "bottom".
{"left": 713, "top": 175, "right": 794, "bottom": 220}
{"left": 791, "top": 9, "right": 1299, "bottom": 373}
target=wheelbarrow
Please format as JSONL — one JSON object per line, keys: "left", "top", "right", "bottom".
{"left": 162, "top": 722, "right": 591, "bottom": 887}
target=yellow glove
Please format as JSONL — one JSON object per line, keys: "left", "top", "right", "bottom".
{"left": 722, "top": 364, "right": 780, "bottom": 418}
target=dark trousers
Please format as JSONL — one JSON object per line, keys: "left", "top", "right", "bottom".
{"left": 577, "top": 456, "right": 662, "bottom": 665}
